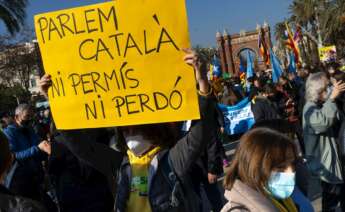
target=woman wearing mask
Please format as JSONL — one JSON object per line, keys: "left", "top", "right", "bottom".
{"left": 39, "top": 49, "right": 216, "bottom": 212}
{"left": 303, "top": 72, "right": 345, "bottom": 211}
{"left": 221, "top": 128, "right": 301, "bottom": 212}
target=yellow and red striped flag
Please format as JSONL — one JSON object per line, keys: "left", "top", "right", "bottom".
{"left": 285, "top": 22, "right": 301, "bottom": 66}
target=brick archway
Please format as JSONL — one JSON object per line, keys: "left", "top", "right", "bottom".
{"left": 235, "top": 47, "right": 257, "bottom": 58}
{"left": 236, "top": 48, "right": 257, "bottom": 69}
{"left": 216, "top": 26, "right": 272, "bottom": 76}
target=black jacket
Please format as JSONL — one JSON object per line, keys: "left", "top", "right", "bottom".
{"left": 190, "top": 99, "right": 224, "bottom": 180}
{"left": 49, "top": 139, "right": 114, "bottom": 211}
{"left": 0, "top": 185, "right": 46, "bottom": 212}
{"left": 56, "top": 95, "right": 215, "bottom": 212}
{"left": 251, "top": 96, "right": 281, "bottom": 123}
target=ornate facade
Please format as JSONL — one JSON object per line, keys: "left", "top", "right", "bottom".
{"left": 216, "top": 24, "right": 272, "bottom": 76}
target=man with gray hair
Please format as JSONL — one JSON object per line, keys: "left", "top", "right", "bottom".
{"left": 303, "top": 72, "right": 345, "bottom": 211}
{"left": 3, "top": 104, "right": 50, "bottom": 201}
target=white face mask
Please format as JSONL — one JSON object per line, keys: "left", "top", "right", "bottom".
{"left": 125, "top": 135, "right": 153, "bottom": 156}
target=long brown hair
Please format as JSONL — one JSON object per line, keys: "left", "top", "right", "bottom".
{"left": 224, "top": 128, "right": 298, "bottom": 194}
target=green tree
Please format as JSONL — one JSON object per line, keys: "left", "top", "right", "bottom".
{"left": 274, "top": 22, "right": 288, "bottom": 61}
{"left": 289, "top": 0, "right": 322, "bottom": 65}
{"left": 0, "top": 84, "right": 30, "bottom": 112}
{"left": 289, "top": 0, "right": 317, "bottom": 28}
{"left": 274, "top": 0, "right": 345, "bottom": 65}
{"left": 0, "top": 29, "right": 37, "bottom": 92}
{"left": 321, "top": 0, "right": 345, "bottom": 57}
{"left": 0, "top": 0, "right": 28, "bottom": 35}
{"left": 193, "top": 45, "right": 217, "bottom": 64}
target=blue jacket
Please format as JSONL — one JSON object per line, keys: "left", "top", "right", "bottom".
{"left": 3, "top": 124, "right": 41, "bottom": 160}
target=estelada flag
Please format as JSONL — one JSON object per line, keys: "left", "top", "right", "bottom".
{"left": 293, "top": 25, "right": 302, "bottom": 43}
{"left": 258, "top": 28, "right": 270, "bottom": 66}
{"left": 285, "top": 22, "right": 301, "bottom": 66}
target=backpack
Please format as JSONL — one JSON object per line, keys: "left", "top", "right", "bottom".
{"left": 160, "top": 153, "right": 202, "bottom": 212}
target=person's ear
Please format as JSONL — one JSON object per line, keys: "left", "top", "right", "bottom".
{"left": 14, "top": 115, "right": 20, "bottom": 123}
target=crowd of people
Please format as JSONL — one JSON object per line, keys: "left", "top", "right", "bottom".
{"left": 1, "top": 50, "right": 345, "bottom": 212}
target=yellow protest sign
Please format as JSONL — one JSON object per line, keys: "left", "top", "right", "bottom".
{"left": 318, "top": 45, "right": 337, "bottom": 62}
{"left": 34, "top": 1, "right": 200, "bottom": 130}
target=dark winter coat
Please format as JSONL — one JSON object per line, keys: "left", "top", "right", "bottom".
{"left": 49, "top": 139, "right": 114, "bottom": 212}
{"left": 56, "top": 95, "right": 215, "bottom": 212}
{"left": 3, "top": 125, "right": 45, "bottom": 199}
{"left": 0, "top": 185, "right": 46, "bottom": 212}
{"left": 251, "top": 96, "right": 281, "bottom": 123}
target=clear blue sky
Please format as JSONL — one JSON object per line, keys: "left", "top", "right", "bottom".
{"left": 0, "top": 0, "right": 292, "bottom": 46}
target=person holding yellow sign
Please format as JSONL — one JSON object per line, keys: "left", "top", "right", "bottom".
{"left": 39, "top": 49, "right": 217, "bottom": 212}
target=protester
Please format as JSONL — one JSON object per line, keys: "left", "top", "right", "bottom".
{"left": 276, "top": 76, "right": 299, "bottom": 123}
{"left": 340, "top": 58, "right": 345, "bottom": 71}
{"left": 251, "top": 83, "right": 281, "bottom": 122}
{"left": 185, "top": 98, "right": 226, "bottom": 212}
{"left": 326, "top": 62, "right": 340, "bottom": 82}
{"left": 296, "top": 68, "right": 310, "bottom": 119}
{"left": 188, "top": 133, "right": 225, "bottom": 212}
{"left": 48, "top": 125, "right": 115, "bottom": 212}
{"left": 39, "top": 49, "right": 217, "bottom": 212}
{"left": 0, "top": 112, "right": 14, "bottom": 130}
{"left": 215, "top": 104, "right": 230, "bottom": 168}
{"left": 220, "top": 84, "right": 241, "bottom": 106}
{"left": 221, "top": 128, "right": 302, "bottom": 212}
{"left": 248, "top": 76, "right": 263, "bottom": 100}
{"left": 334, "top": 72, "right": 345, "bottom": 166}
{"left": 303, "top": 72, "right": 345, "bottom": 211}
{"left": 33, "top": 111, "right": 49, "bottom": 142}
{"left": 252, "top": 119, "right": 311, "bottom": 199}
{"left": 0, "top": 131, "right": 47, "bottom": 211}
{"left": 3, "top": 104, "right": 50, "bottom": 200}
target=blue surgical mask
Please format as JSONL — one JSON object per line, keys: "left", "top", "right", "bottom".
{"left": 267, "top": 172, "right": 295, "bottom": 199}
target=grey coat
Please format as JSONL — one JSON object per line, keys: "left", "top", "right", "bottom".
{"left": 221, "top": 180, "right": 279, "bottom": 212}
{"left": 302, "top": 99, "right": 343, "bottom": 184}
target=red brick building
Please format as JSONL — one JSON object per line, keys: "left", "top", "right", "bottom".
{"left": 216, "top": 24, "right": 272, "bottom": 76}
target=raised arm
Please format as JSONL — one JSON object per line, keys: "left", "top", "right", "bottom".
{"left": 55, "top": 129, "right": 123, "bottom": 178}
{"left": 169, "top": 49, "right": 216, "bottom": 178}
{"left": 304, "top": 100, "right": 338, "bottom": 134}
{"left": 38, "top": 75, "right": 123, "bottom": 188}
{"left": 304, "top": 81, "right": 345, "bottom": 134}
{"left": 3, "top": 128, "right": 43, "bottom": 160}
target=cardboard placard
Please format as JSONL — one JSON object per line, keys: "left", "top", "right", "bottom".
{"left": 34, "top": 0, "right": 199, "bottom": 129}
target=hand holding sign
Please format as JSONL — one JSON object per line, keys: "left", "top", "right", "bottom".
{"left": 183, "top": 49, "right": 209, "bottom": 94}
{"left": 39, "top": 51, "right": 207, "bottom": 100}
{"left": 35, "top": 1, "right": 200, "bottom": 129}
{"left": 38, "top": 74, "right": 52, "bottom": 98}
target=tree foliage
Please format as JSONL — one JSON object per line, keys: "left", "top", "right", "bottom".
{"left": 0, "top": 29, "right": 38, "bottom": 112}
{"left": 193, "top": 45, "right": 218, "bottom": 64}
{"left": 0, "top": 0, "right": 28, "bottom": 35}
{"left": 275, "top": 0, "right": 345, "bottom": 65}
